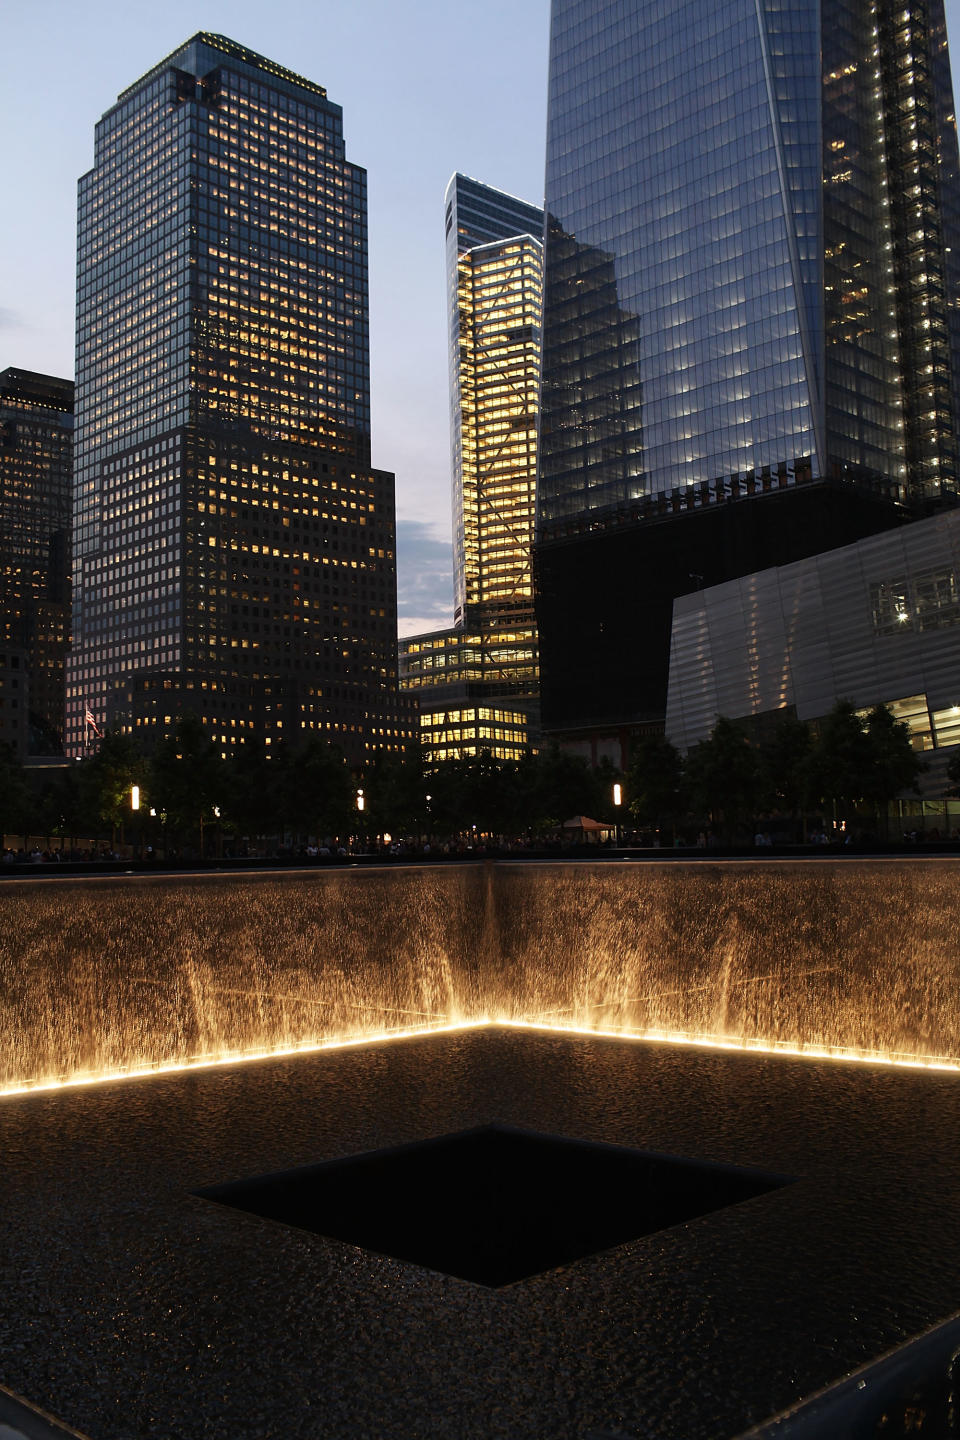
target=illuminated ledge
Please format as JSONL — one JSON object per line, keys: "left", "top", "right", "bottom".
{"left": 4, "top": 1017, "right": 959, "bottom": 1100}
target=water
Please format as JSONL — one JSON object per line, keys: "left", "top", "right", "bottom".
{"left": 3, "top": 859, "right": 959, "bottom": 1091}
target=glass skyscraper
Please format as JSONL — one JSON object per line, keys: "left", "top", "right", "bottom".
{"left": 446, "top": 174, "right": 545, "bottom": 630}
{"left": 400, "top": 176, "right": 544, "bottom": 764}
{"left": 67, "top": 34, "right": 409, "bottom": 763}
{"left": 0, "top": 368, "right": 73, "bottom": 757}
{"left": 535, "top": 0, "right": 960, "bottom": 754}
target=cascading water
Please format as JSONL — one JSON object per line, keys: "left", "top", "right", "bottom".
{"left": 4, "top": 858, "right": 960, "bottom": 1092}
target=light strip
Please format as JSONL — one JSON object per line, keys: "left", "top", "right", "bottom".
{"left": 3, "top": 1016, "right": 959, "bottom": 1100}
{"left": 497, "top": 1019, "right": 960, "bottom": 1072}
{"left": 0, "top": 1020, "right": 487, "bottom": 1099}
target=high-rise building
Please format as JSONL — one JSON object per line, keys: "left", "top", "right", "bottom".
{"left": 67, "top": 33, "right": 410, "bottom": 764}
{"left": 400, "top": 175, "right": 544, "bottom": 765}
{"left": 535, "top": 0, "right": 960, "bottom": 762}
{"left": 0, "top": 368, "right": 73, "bottom": 759}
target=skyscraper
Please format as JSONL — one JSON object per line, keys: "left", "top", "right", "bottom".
{"left": 447, "top": 174, "right": 545, "bottom": 634}
{"left": 0, "top": 368, "right": 73, "bottom": 758}
{"left": 67, "top": 34, "right": 409, "bottom": 764}
{"left": 535, "top": 0, "right": 960, "bottom": 761}
{"left": 400, "top": 176, "right": 543, "bottom": 764}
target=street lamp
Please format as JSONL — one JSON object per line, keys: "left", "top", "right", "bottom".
{"left": 612, "top": 782, "right": 622, "bottom": 846}
{"left": 130, "top": 785, "right": 140, "bottom": 860}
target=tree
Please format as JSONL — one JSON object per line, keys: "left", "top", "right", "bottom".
{"left": 223, "top": 736, "right": 276, "bottom": 846}
{"left": 83, "top": 729, "right": 147, "bottom": 847}
{"left": 757, "top": 713, "right": 813, "bottom": 836}
{"left": 804, "top": 700, "right": 873, "bottom": 830}
{"left": 805, "top": 700, "right": 923, "bottom": 835}
{"left": 626, "top": 734, "right": 683, "bottom": 837}
{"left": 426, "top": 750, "right": 515, "bottom": 841}
{"left": 149, "top": 712, "right": 224, "bottom": 855}
{"left": 683, "top": 717, "right": 761, "bottom": 839}
{"left": 523, "top": 745, "right": 605, "bottom": 834}
{"left": 862, "top": 704, "right": 925, "bottom": 831}
{"left": 947, "top": 747, "right": 960, "bottom": 797}
{"left": 0, "top": 744, "right": 32, "bottom": 843}
{"left": 287, "top": 737, "right": 356, "bottom": 843}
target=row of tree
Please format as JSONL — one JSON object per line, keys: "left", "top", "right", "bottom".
{"left": 0, "top": 700, "right": 934, "bottom": 854}
{"left": 0, "top": 714, "right": 620, "bottom": 854}
{"left": 627, "top": 702, "right": 928, "bottom": 841}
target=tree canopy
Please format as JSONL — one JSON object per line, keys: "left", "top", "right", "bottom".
{"left": 0, "top": 699, "right": 937, "bottom": 852}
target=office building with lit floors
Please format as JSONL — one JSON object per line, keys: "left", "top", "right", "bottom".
{"left": 0, "top": 368, "right": 73, "bottom": 760}
{"left": 66, "top": 33, "right": 410, "bottom": 764}
{"left": 399, "top": 175, "right": 543, "bottom": 765}
{"left": 535, "top": 0, "right": 960, "bottom": 767}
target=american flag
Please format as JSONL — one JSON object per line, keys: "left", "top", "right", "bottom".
{"left": 84, "top": 707, "right": 103, "bottom": 738}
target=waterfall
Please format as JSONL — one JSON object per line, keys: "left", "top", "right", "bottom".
{"left": 3, "top": 860, "right": 959, "bottom": 1092}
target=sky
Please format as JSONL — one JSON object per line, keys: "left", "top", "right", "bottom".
{"left": 4, "top": 2, "right": 960, "bottom": 636}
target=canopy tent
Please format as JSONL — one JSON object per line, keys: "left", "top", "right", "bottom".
{"left": 561, "top": 815, "right": 615, "bottom": 844}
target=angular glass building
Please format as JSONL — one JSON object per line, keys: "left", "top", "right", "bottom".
{"left": 0, "top": 368, "right": 73, "bottom": 757}
{"left": 66, "top": 34, "right": 410, "bottom": 764}
{"left": 400, "top": 176, "right": 544, "bottom": 764}
{"left": 535, "top": 0, "right": 960, "bottom": 757}
{"left": 446, "top": 174, "right": 545, "bottom": 631}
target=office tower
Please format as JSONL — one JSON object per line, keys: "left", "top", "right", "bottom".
{"left": 399, "top": 175, "right": 543, "bottom": 765}
{"left": 447, "top": 174, "right": 546, "bottom": 632}
{"left": 66, "top": 33, "right": 409, "bottom": 764}
{"left": 0, "top": 368, "right": 73, "bottom": 759}
{"left": 535, "top": 0, "right": 960, "bottom": 762}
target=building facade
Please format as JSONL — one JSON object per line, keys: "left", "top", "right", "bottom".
{"left": 0, "top": 368, "right": 73, "bottom": 758}
{"left": 535, "top": 0, "right": 960, "bottom": 760}
{"left": 67, "top": 34, "right": 409, "bottom": 765}
{"left": 665, "top": 506, "right": 960, "bottom": 796}
{"left": 400, "top": 175, "right": 543, "bottom": 765}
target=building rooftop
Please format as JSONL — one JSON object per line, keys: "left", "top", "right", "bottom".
{"left": 116, "top": 31, "right": 328, "bottom": 104}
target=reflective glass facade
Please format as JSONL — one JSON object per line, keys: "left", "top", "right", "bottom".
{"left": 454, "top": 236, "right": 542, "bottom": 619}
{"left": 446, "top": 175, "right": 544, "bottom": 637}
{"left": 535, "top": 0, "right": 960, "bottom": 751}
{"left": 399, "top": 177, "right": 544, "bottom": 763}
{"left": 67, "top": 34, "right": 410, "bottom": 763}
{"left": 0, "top": 369, "right": 73, "bottom": 755}
{"left": 539, "top": 0, "right": 960, "bottom": 532}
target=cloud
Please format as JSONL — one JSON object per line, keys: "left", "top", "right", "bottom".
{"left": 395, "top": 518, "right": 453, "bottom": 635}
{"left": 398, "top": 614, "right": 452, "bottom": 638}
{"left": 0, "top": 308, "right": 23, "bottom": 331}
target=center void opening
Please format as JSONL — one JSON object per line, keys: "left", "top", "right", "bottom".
{"left": 196, "top": 1124, "right": 794, "bottom": 1287}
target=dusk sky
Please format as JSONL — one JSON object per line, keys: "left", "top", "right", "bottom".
{"left": 4, "top": 1, "right": 960, "bottom": 635}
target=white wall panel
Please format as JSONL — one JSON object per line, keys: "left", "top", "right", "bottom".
{"left": 665, "top": 510, "right": 960, "bottom": 763}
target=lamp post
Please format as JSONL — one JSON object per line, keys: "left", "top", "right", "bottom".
{"left": 612, "top": 782, "right": 622, "bottom": 847}
{"left": 356, "top": 787, "right": 365, "bottom": 854}
{"left": 130, "top": 784, "right": 140, "bottom": 860}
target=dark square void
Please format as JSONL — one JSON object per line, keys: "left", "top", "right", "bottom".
{"left": 196, "top": 1124, "right": 793, "bottom": 1287}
